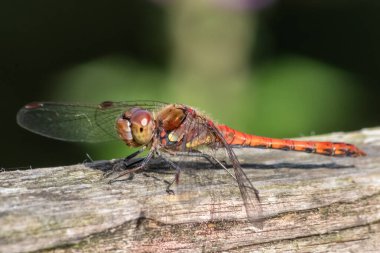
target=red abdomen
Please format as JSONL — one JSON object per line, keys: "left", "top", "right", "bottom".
{"left": 217, "top": 125, "right": 366, "bottom": 157}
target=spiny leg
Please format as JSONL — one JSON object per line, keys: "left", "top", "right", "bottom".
{"left": 157, "top": 150, "right": 238, "bottom": 193}
{"left": 156, "top": 153, "right": 182, "bottom": 194}
{"left": 165, "top": 149, "right": 219, "bottom": 167}
{"left": 168, "top": 151, "right": 237, "bottom": 181}
{"left": 124, "top": 147, "right": 146, "bottom": 161}
{"left": 103, "top": 148, "right": 146, "bottom": 179}
{"left": 107, "top": 149, "right": 154, "bottom": 184}
{"left": 121, "top": 147, "right": 147, "bottom": 168}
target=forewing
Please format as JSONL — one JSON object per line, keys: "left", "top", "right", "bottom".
{"left": 16, "top": 101, "right": 166, "bottom": 142}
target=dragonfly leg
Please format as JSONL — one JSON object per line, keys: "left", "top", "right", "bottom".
{"left": 107, "top": 149, "right": 154, "bottom": 184}
{"left": 165, "top": 150, "right": 218, "bottom": 166}
{"left": 122, "top": 157, "right": 145, "bottom": 169}
{"left": 196, "top": 152, "right": 237, "bottom": 181}
{"left": 121, "top": 147, "right": 147, "bottom": 168}
{"left": 103, "top": 148, "right": 146, "bottom": 179}
{"left": 124, "top": 147, "right": 146, "bottom": 162}
{"left": 171, "top": 151, "right": 237, "bottom": 181}
{"left": 155, "top": 151, "right": 181, "bottom": 194}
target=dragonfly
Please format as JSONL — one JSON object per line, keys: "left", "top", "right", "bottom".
{"left": 17, "top": 100, "right": 366, "bottom": 227}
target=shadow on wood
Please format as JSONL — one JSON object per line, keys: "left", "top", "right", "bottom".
{"left": 1, "top": 128, "right": 379, "bottom": 252}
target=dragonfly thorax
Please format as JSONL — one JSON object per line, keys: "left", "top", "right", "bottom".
{"left": 116, "top": 108, "right": 155, "bottom": 147}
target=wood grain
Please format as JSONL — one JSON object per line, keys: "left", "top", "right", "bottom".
{"left": 1, "top": 127, "right": 379, "bottom": 252}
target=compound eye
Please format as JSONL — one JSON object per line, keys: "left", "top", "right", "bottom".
{"left": 130, "top": 109, "right": 154, "bottom": 145}
{"left": 130, "top": 110, "right": 151, "bottom": 127}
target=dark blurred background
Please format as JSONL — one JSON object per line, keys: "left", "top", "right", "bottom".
{"left": 1, "top": 0, "right": 379, "bottom": 168}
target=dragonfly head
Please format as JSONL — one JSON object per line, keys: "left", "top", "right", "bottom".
{"left": 117, "top": 108, "right": 155, "bottom": 147}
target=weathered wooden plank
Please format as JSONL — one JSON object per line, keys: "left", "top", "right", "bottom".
{"left": 1, "top": 127, "right": 379, "bottom": 252}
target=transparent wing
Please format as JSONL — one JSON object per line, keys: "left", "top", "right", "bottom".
{"left": 16, "top": 100, "right": 167, "bottom": 142}
{"left": 180, "top": 110, "right": 264, "bottom": 226}
{"left": 211, "top": 125, "right": 264, "bottom": 227}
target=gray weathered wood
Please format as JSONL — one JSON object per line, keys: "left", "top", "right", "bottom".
{"left": 1, "top": 127, "right": 379, "bottom": 252}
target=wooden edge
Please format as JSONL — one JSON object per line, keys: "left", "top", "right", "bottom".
{"left": 0, "top": 127, "right": 379, "bottom": 252}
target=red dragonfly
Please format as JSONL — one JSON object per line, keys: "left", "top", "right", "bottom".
{"left": 17, "top": 101, "right": 366, "bottom": 226}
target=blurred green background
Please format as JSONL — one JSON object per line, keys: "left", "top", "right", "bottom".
{"left": 1, "top": 0, "right": 379, "bottom": 168}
